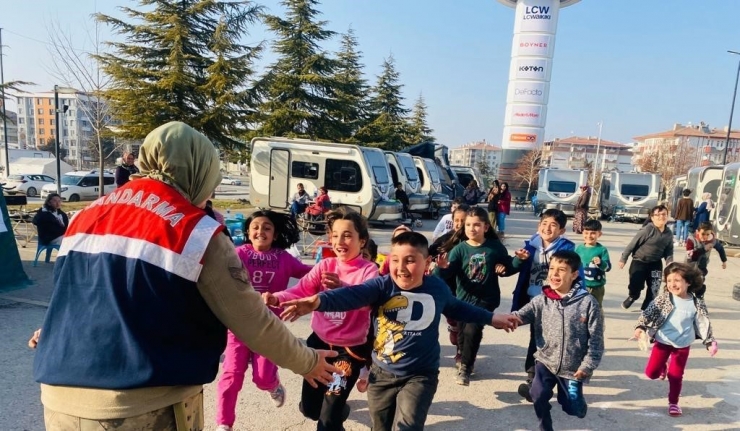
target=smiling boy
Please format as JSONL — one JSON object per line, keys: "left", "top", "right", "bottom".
{"left": 279, "top": 232, "right": 519, "bottom": 431}
{"left": 575, "top": 219, "right": 612, "bottom": 308}
{"left": 509, "top": 250, "right": 604, "bottom": 431}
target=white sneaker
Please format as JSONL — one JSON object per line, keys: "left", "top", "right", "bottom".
{"left": 216, "top": 425, "right": 232, "bottom": 431}
{"left": 269, "top": 383, "right": 286, "bottom": 408}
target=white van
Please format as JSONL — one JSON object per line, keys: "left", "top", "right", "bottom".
{"left": 41, "top": 171, "right": 116, "bottom": 202}
{"left": 536, "top": 168, "right": 589, "bottom": 216}
{"left": 249, "top": 137, "right": 403, "bottom": 223}
{"left": 384, "top": 151, "right": 429, "bottom": 211}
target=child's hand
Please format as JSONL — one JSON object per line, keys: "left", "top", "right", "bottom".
{"left": 514, "top": 249, "right": 530, "bottom": 260}
{"left": 262, "top": 292, "right": 279, "bottom": 307}
{"left": 573, "top": 369, "right": 589, "bottom": 380}
{"left": 709, "top": 341, "right": 719, "bottom": 357}
{"left": 722, "top": 262, "right": 727, "bottom": 269}
{"left": 618, "top": 261, "right": 625, "bottom": 269}
{"left": 591, "top": 257, "right": 601, "bottom": 265}
{"left": 280, "top": 295, "right": 321, "bottom": 322}
{"left": 494, "top": 264, "right": 506, "bottom": 275}
{"left": 630, "top": 328, "right": 649, "bottom": 351}
{"left": 321, "top": 272, "right": 343, "bottom": 290}
{"left": 491, "top": 313, "right": 521, "bottom": 332}
{"left": 28, "top": 329, "right": 41, "bottom": 349}
{"left": 436, "top": 253, "right": 449, "bottom": 269}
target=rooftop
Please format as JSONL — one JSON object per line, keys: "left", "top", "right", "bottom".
{"left": 634, "top": 123, "right": 740, "bottom": 141}
{"left": 451, "top": 142, "right": 502, "bottom": 151}
{"left": 545, "top": 136, "right": 628, "bottom": 148}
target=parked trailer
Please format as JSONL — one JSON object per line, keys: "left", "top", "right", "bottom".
{"left": 686, "top": 165, "right": 724, "bottom": 220}
{"left": 452, "top": 165, "right": 488, "bottom": 202}
{"left": 250, "top": 137, "right": 403, "bottom": 223}
{"left": 536, "top": 168, "right": 589, "bottom": 216}
{"left": 385, "top": 151, "right": 429, "bottom": 211}
{"left": 669, "top": 174, "right": 688, "bottom": 219}
{"left": 413, "top": 156, "right": 451, "bottom": 219}
{"left": 599, "top": 172, "right": 662, "bottom": 222}
{"left": 715, "top": 163, "right": 740, "bottom": 246}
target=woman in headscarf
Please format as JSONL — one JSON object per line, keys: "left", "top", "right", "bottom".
{"left": 32, "top": 122, "right": 340, "bottom": 430}
{"left": 693, "top": 192, "right": 714, "bottom": 231}
{"left": 573, "top": 185, "right": 591, "bottom": 234}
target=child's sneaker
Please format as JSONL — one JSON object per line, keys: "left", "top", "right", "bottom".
{"left": 216, "top": 426, "right": 232, "bottom": 431}
{"left": 668, "top": 403, "right": 682, "bottom": 416}
{"left": 269, "top": 383, "right": 286, "bottom": 408}
{"left": 518, "top": 372, "right": 534, "bottom": 402}
{"left": 621, "top": 296, "right": 635, "bottom": 310}
{"left": 456, "top": 365, "right": 471, "bottom": 386}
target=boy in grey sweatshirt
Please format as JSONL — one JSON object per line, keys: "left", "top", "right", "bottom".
{"left": 510, "top": 250, "right": 604, "bottom": 431}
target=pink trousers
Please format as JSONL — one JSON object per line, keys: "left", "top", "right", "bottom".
{"left": 645, "top": 341, "right": 690, "bottom": 404}
{"left": 217, "top": 330, "right": 280, "bottom": 426}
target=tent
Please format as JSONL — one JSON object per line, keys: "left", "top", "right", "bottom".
{"left": 9, "top": 157, "right": 74, "bottom": 178}
{"left": 0, "top": 193, "right": 31, "bottom": 292}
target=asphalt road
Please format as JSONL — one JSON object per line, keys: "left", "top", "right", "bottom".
{"left": 3, "top": 209, "right": 740, "bottom": 431}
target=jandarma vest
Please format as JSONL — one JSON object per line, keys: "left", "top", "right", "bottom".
{"left": 34, "top": 179, "right": 227, "bottom": 389}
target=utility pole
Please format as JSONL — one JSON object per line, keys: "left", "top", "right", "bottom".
{"left": 0, "top": 28, "right": 10, "bottom": 177}
{"left": 723, "top": 50, "right": 740, "bottom": 165}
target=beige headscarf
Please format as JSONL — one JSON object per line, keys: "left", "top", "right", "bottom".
{"left": 133, "top": 121, "right": 222, "bottom": 206}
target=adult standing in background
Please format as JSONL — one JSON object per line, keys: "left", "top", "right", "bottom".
{"left": 32, "top": 121, "right": 340, "bottom": 430}
{"left": 693, "top": 192, "right": 714, "bottom": 232}
{"left": 497, "top": 182, "right": 512, "bottom": 239}
{"left": 487, "top": 183, "right": 500, "bottom": 231}
{"left": 573, "top": 185, "right": 591, "bottom": 234}
{"left": 673, "top": 189, "right": 694, "bottom": 245}
{"left": 115, "top": 152, "right": 140, "bottom": 187}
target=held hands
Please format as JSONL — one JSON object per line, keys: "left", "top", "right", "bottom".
{"left": 514, "top": 249, "right": 530, "bottom": 261}
{"left": 491, "top": 314, "right": 522, "bottom": 332}
{"left": 709, "top": 341, "right": 719, "bottom": 357}
{"left": 280, "top": 295, "right": 321, "bottom": 322}
{"left": 303, "top": 350, "right": 342, "bottom": 388}
{"left": 262, "top": 292, "right": 280, "bottom": 307}
{"left": 494, "top": 264, "right": 506, "bottom": 275}
{"left": 28, "top": 329, "right": 41, "bottom": 349}
{"left": 321, "top": 272, "right": 343, "bottom": 290}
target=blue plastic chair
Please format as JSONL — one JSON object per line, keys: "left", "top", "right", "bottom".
{"left": 33, "top": 243, "right": 61, "bottom": 267}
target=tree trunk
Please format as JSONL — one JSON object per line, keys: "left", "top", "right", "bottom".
{"left": 98, "top": 135, "right": 105, "bottom": 198}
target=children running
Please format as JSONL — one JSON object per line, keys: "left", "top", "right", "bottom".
{"left": 619, "top": 205, "right": 674, "bottom": 311}
{"left": 575, "top": 219, "right": 611, "bottom": 308}
{"left": 216, "top": 211, "right": 312, "bottom": 431}
{"left": 278, "top": 231, "right": 520, "bottom": 431}
{"left": 509, "top": 250, "right": 604, "bottom": 431}
{"left": 264, "top": 207, "right": 378, "bottom": 431}
{"left": 632, "top": 262, "right": 718, "bottom": 417}
{"left": 434, "top": 207, "right": 517, "bottom": 386}
{"left": 685, "top": 222, "right": 727, "bottom": 299}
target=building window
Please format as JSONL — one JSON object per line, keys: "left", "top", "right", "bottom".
{"left": 49, "top": 109, "right": 54, "bottom": 115}
{"left": 18, "top": 118, "right": 23, "bottom": 124}
{"left": 51, "top": 129, "right": 55, "bottom": 137}
{"left": 48, "top": 98, "right": 53, "bottom": 105}
{"left": 36, "top": 98, "right": 42, "bottom": 105}
{"left": 38, "top": 118, "right": 44, "bottom": 125}
{"left": 325, "top": 159, "right": 362, "bottom": 193}
{"left": 291, "top": 161, "right": 319, "bottom": 179}
{"left": 39, "top": 128, "right": 45, "bottom": 135}
{"left": 17, "top": 107, "right": 22, "bottom": 114}
{"left": 50, "top": 119, "right": 55, "bottom": 126}
{"left": 37, "top": 108, "right": 44, "bottom": 115}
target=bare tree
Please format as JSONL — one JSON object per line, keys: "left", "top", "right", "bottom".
{"left": 511, "top": 148, "right": 542, "bottom": 199}
{"left": 636, "top": 140, "right": 694, "bottom": 205}
{"left": 46, "top": 19, "right": 120, "bottom": 196}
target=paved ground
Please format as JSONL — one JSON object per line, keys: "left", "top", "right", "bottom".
{"left": 3, "top": 208, "right": 740, "bottom": 431}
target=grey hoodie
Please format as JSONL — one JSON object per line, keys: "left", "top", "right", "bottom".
{"left": 514, "top": 278, "right": 604, "bottom": 381}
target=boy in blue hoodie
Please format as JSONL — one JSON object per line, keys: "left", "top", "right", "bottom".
{"left": 511, "top": 209, "right": 578, "bottom": 402}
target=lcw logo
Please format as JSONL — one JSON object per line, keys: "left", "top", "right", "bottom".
{"left": 525, "top": 6, "right": 550, "bottom": 14}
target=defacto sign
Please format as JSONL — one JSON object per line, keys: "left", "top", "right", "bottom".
{"left": 500, "top": 0, "right": 579, "bottom": 149}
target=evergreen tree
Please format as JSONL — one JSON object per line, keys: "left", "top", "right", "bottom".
{"left": 356, "top": 55, "right": 410, "bottom": 151}
{"left": 95, "top": 0, "right": 263, "bottom": 150}
{"left": 407, "top": 93, "right": 435, "bottom": 144}
{"left": 256, "top": 0, "right": 341, "bottom": 140}
{"left": 332, "top": 28, "right": 368, "bottom": 142}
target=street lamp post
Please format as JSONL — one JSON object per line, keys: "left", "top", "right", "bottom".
{"left": 591, "top": 121, "right": 603, "bottom": 186}
{"left": 54, "top": 85, "right": 61, "bottom": 194}
{"left": 723, "top": 50, "right": 740, "bottom": 165}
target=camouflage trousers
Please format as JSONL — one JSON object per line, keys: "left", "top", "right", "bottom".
{"left": 43, "top": 391, "right": 204, "bottom": 431}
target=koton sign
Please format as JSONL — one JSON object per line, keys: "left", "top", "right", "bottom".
{"left": 512, "top": 34, "right": 554, "bottom": 57}
{"left": 510, "top": 58, "right": 551, "bottom": 81}
{"left": 505, "top": 104, "right": 547, "bottom": 127}
{"left": 507, "top": 81, "right": 549, "bottom": 104}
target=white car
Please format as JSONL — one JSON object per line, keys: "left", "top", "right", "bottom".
{"left": 221, "top": 176, "right": 242, "bottom": 186}
{"left": 2, "top": 174, "right": 56, "bottom": 197}
{"left": 41, "top": 171, "right": 117, "bottom": 202}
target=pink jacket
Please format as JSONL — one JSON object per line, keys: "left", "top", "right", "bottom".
{"left": 274, "top": 255, "right": 378, "bottom": 346}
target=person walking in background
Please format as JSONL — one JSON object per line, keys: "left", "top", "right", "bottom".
{"left": 497, "top": 182, "right": 511, "bottom": 239}
{"left": 114, "top": 152, "right": 139, "bottom": 187}
{"left": 692, "top": 192, "right": 714, "bottom": 232}
{"left": 572, "top": 185, "right": 591, "bottom": 234}
{"left": 673, "top": 189, "right": 694, "bottom": 245}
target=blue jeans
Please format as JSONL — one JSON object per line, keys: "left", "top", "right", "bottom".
{"left": 290, "top": 202, "right": 306, "bottom": 219}
{"left": 675, "top": 219, "right": 690, "bottom": 242}
{"left": 530, "top": 362, "right": 588, "bottom": 431}
{"left": 367, "top": 365, "right": 439, "bottom": 431}
{"left": 497, "top": 212, "right": 507, "bottom": 232}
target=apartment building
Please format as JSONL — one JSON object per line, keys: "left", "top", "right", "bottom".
{"left": 449, "top": 141, "right": 502, "bottom": 177}
{"left": 15, "top": 90, "right": 110, "bottom": 169}
{"left": 632, "top": 122, "right": 740, "bottom": 167}
{"left": 0, "top": 110, "right": 19, "bottom": 147}
{"left": 541, "top": 136, "right": 633, "bottom": 172}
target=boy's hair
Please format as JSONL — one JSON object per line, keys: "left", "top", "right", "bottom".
{"left": 325, "top": 206, "right": 370, "bottom": 243}
{"left": 297, "top": 182, "right": 304, "bottom": 188}
{"left": 682, "top": 189, "right": 691, "bottom": 197}
{"left": 391, "top": 231, "right": 429, "bottom": 257}
{"left": 467, "top": 207, "right": 499, "bottom": 241}
{"left": 697, "top": 222, "right": 714, "bottom": 232}
{"left": 583, "top": 219, "right": 603, "bottom": 232}
{"left": 245, "top": 210, "right": 300, "bottom": 249}
{"left": 550, "top": 250, "right": 581, "bottom": 273}
{"left": 540, "top": 208, "right": 567, "bottom": 229}
{"left": 663, "top": 262, "right": 704, "bottom": 294}
{"left": 650, "top": 204, "right": 668, "bottom": 216}
{"left": 364, "top": 238, "right": 378, "bottom": 261}
{"left": 452, "top": 196, "right": 465, "bottom": 205}
{"left": 456, "top": 203, "right": 471, "bottom": 213}
{"left": 395, "top": 182, "right": 403, "bottom": 188}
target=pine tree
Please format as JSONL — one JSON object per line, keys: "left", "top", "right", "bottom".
{"left": 255, "top": 0, "right": 341, "bottom": 140}
{"left": 356, "top": 55, "right": 410, "bottom": 151}
{"left": 95, "top": 0, "right": 263, "bottom": 150}
{"left": 332, "top": 28, "right": 368, "bottom": 142}
{"left": 407, "top": 93, "right": 435, "bottom": 144}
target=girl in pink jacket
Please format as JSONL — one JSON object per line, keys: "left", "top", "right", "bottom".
{"left": 216, "top": 211, "right": 312, "bottom": 431}
{"left": 266, "top": 207, "right": 378, "bottom": 431}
